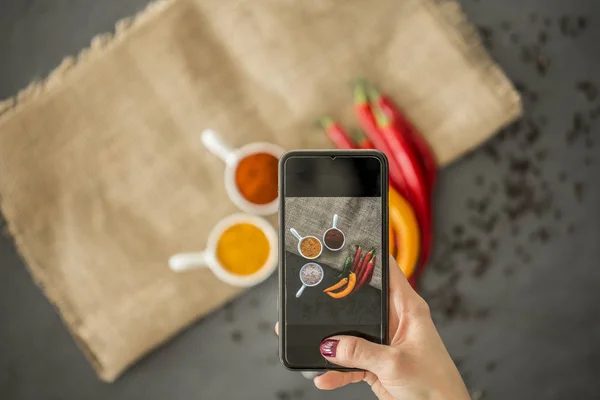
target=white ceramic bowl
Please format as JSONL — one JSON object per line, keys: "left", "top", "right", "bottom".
{"left": 168, "top": 213, "right": 278, "bottom": 287}
{"left": 201, "top": 129, "right": 284, "bottom": 216}
{"left": 295, "top": 263, "right": 324, "bottom": 298}
{"left": 323, "top": 214, "right": 346, "bottom": 251}
{"left": 289, "top": 228, "right": 323, "bottom": 260}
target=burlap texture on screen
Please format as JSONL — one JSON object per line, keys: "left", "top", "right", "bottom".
{"left": 285, "top": 197, "right": 383, "bottom": 289}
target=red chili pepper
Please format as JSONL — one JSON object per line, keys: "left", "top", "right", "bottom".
{"left": 348, "top": 130, "right": 375, "bottom": 150}
{"left": 353, "top": 82, "right": 410, "bottom": 198}
{"left": 356, "top": 249, "right": 374, "bottom": 284}
{"left": 369, "top": 87, "right": 438, "bottom": 193}
{"left": 373, "top": 107, "right": 432, "bottom": 273}
{"left": 353, "top": 254, "right": 365, "bottom": 278}
{"left": 408, "top": 274, "right": 418, "bottom": 290}
{"left": 356, "top": 255, "right": 376, "bottom": 290}
{"left": 359, "top": 138, "right": 375, "bottom": 149}
{"left": 365, "top": 257, "right": 375, "bottom": 285}
{"left": 351, "top": 246, "right": 362, "bottom": 273}
{"left": 319, "top": 117, "right": 355, "bottom": 150}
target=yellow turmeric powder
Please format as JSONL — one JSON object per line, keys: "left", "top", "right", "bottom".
{"left": 216, "top": 223, "right": 270, "bottom": 276}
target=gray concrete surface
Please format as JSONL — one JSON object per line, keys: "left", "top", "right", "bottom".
{"left": 1, "top": 0, "right": 599, "bottom": 399}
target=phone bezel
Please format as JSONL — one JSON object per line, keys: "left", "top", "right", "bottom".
{"left": 278, "top": 149, "right": 390, "bottom": 371}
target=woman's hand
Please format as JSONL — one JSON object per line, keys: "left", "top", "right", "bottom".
{"left": 277, "top": 255, "right": 470, "bottom": 400}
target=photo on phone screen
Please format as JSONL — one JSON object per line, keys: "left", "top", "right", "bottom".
{"left": 279, "top": 151, "right": 388, "bottom": 370}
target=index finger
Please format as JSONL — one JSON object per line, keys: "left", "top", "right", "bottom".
{"left": 388, "top": 254, "right": 426, "bottom": 310}
{"left": 388, "top": 254, "right": 415, "bottom": 296}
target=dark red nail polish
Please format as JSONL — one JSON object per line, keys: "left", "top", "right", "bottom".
{"left": 320, "top": 339, "right": 339, "bottom": 357}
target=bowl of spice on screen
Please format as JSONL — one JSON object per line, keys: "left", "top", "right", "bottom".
{"left": 201, "top": 129, "right": 283, "bottom": 216}
{"left": 323, "top": 214, "right": 345, "bottom": 251}
{"left": 290, "top": 228, "right": 323, "bottom": 260}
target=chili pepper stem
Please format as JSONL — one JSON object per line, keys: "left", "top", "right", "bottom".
{"left": 354, "top": 79, "right": 369, "bottom": 105}
{"left": 317, "top": 116, "right": 335, "bottom": 130}
{"left": 366, "top": 85, "right": 381, "bottom": 103}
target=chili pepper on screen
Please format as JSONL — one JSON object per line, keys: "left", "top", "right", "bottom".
{"left": 355, "top": 255, "right": 376, "bottom": 291}
{"left": 323, "top": 277, "right": 348, "bottom": 293}
{"left": 353, "top": 254, "right": 365, "bottom": 279}
{"left": 337, "top": 255, "right": 353, "bottom": 279}
{"left": 356, "top": 248, "right": 375, "bottom": 284}
{"left": 351, "top": 246, "right": 362, "bottom": 272}
{"left": 326, "top": 272, "right": 356, "bottom": 299}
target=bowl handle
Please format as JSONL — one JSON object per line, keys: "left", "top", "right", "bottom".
{"left": 290, "top": 228, "right": 303, "bottom": 241}
{"left": 201, "top": 129, "right": 236, "bottom": 165}
{"left": 296, "top": 284, "right": 307, "bottom": 298}
{"left": 169, "top": 252, "right": 209, "bottom": 272}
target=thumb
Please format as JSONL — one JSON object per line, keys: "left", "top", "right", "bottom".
{"left": 320, "top": 336, "right": 391, "bottom": 373}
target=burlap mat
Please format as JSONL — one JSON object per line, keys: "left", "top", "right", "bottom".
{"left": 285, "top": 197, "right": 384, "bottom": 289}
{"left": 0, "top": 0, "right": 521, "bottom": 381}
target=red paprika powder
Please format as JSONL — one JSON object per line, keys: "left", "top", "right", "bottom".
{"left": 235, "top": 152, "right": 279, "bottom": 205}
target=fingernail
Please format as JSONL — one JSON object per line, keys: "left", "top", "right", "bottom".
{"left": 320, "top": 339, "right": 339, "bottom": 357}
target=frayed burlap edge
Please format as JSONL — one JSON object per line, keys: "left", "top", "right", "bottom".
{"left": 0, "top": 0, "right": 177, "bottom": 382}
{"left": 435, "top": 0, "right": 522, "bottom": 110}
{"left": 0, "top": 0, "right": 175, "bottom": 123}
{"left": 430, "top": 0, "right": 523, "bottom": 158}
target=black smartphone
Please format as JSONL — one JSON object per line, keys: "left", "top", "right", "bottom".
{"left": 278, "top": 150, "right": 389, "bottom": 370}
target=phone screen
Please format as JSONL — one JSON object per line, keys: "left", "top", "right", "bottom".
{"left": 279, "top": 152, "right": 388, "bottom": 369}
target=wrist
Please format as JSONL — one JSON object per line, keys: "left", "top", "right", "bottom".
{"left": 430, "top": 382, "right": 471, "bottom": 400}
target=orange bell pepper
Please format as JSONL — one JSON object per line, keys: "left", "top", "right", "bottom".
{"left": 389, "top": 188, "right": 420, "bottom": 279}
{"left": 389, "top": 223, "right": 398, "bottom": 258}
